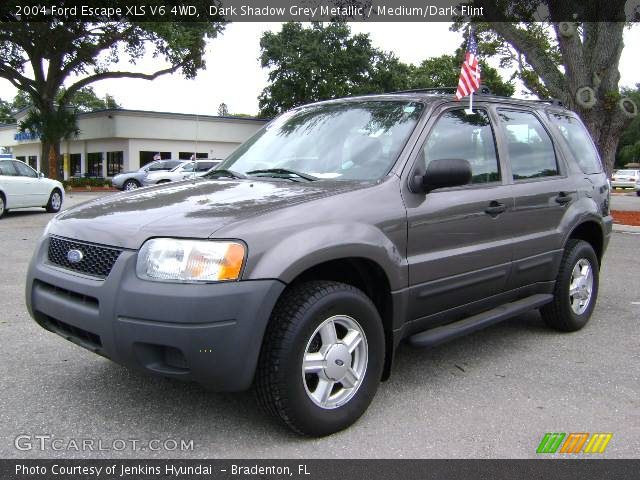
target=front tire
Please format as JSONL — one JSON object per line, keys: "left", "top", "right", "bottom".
{"left": 0, "top": 194, "right": 5, "bottom": 218}
{"left": 123, "top": 179, "right": 140, "bottom": 191}
{"left": 45, "top": 189, "right": 62, "bottom": 213}
{"left": 255, "top": 281, "right": 385, "bottom": 437}
{"left": 541, "top": 239, "right": 599, "bottom": 332}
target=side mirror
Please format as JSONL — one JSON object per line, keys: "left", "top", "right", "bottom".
{"left": 412, "top": 158, "right": 472, "bottom": 193}
{"left": 38, "top": 172, "right": 45, "bottom": 179}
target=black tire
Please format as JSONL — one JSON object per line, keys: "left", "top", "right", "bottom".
{"left": 255, "top": 280, "right": 385, "bottom": 437}
{"left": 0, "top": 193, "right": 5, "bottom": 219}
{"left": 541, "top": 239, "right": 599, "bottom": 332}
{"left": 123, "top": 179, "right": 140, "bottom": 191}
{"left": 45, "top": 189, "right": 62, "bottom": 213}
{"left": 636, "top": 191, "right": 640, "bottom": 197}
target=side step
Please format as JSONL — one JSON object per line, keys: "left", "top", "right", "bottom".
{"left": 408, "top": 294, "right": 553, "bottom": 348}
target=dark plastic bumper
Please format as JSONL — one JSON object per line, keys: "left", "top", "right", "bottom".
{"left": 25, "top": 235, "right": 286, "bottom": 391}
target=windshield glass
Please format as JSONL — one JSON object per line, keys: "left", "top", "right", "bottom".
{"left": 616, "top": 170, "right": 637, "bottom": 175}
{"left": 217, "top": 100, "right": 424, "bottom": 181}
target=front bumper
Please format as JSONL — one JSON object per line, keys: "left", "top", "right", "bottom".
{"left": 25, "top": 235, "right": 285, "bottom": 391}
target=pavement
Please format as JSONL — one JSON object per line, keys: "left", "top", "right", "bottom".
{"left": 0, "top": 192, "right": 638, "bottom": 459}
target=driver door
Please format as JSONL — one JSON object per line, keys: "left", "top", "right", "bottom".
{"left": 13, "top": 160, "right": 45, "bottom": 207}
{"left": 404, "top": 107, "right": 515, "bottom": 326}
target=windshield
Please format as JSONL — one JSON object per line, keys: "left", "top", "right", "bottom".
{"left": 615, "top": 170, "right": 637, "bottom": 175}
{"left": 216, "top": 100, "right": 424, "bottom": 181}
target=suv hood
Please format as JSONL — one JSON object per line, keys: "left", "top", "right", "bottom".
{"left": 49, "top": 179, "right": 358, "bottom": 249}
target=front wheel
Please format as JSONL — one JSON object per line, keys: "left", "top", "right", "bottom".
{"left": 123, "top": 179, "right": 140, "bottom": 191}
{"left": 255, "top": 281, "right": 385, "bottom": 437}
{"left": 45, "top": 189, "right": 62, "bottom": 213}
{"left": 541, "top": 239, "right": 599, "bottom": 332}
{"left": 0, "top": 194, "right": 5, "bottom": 218}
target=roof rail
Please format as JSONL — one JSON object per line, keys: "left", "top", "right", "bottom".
{"left": 534, "top": 98, "right": 565, "bottom": 107}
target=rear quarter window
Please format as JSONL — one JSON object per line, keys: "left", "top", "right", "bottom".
{"left": 551, "top": 114, "right": 602, "bottom": 174}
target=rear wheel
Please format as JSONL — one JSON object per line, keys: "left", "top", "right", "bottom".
{"left": 255, "top": 281, "right": 385, "bottom": 437}
{"left": 541, "top": 239, "right": 599, "bottom": 332}
{"left": 45, "top": 189, "right": 62, "bottom": 213}
{"left": 0, "top": 194, "right": 5, "bottom": 218}
{"left": 123, "top": 179, "right": 140, "bottom": 191}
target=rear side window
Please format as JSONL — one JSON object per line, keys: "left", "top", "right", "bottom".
{"left": 196, "top": 161, "right": 215, "bottom": 172}
{"left": 497, "top": 110, "right": 558, "bottom": 180}
{"left": 551, "top": 114, "right": 602, "bottom": 174}
{"left": 420, "top": 109, "right": 500, "bottom": 184}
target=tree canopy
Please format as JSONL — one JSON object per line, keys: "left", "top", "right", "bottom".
{"left": 258, "top": 22, "right": 514, "bottom": 118}
{"left": 0, "top": 4, "right": 224, "bottom": 178}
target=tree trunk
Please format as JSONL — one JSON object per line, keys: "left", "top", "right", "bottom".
{"left": 41, "top": 140, "right": 61, "bottom": 180}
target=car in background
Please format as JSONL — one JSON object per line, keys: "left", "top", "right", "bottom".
{"left": 0, "top": 158, "right": 64, "bottom": 219}
{"left": 142, "top": 160, "right": 221, "bottom": 186}
{"left": 611, "top": 169, "right": 640, "bottom": 189}
{"left": 111, "top": 159, "right": 183, "bottom": 191}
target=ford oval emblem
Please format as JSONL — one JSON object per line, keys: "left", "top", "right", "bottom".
{"left": 67, "top": 249, "right": 84, "bottom": 264}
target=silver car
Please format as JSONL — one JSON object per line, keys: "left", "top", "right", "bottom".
{"left": 111, "top": 160, "right": 183, "bottom": 191}
{"left": 142, "top": 160, "right": 221, "bottom": 186}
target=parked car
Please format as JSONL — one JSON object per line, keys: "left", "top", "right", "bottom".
{"left": 611, "top": 169, "right": 639, "bottom": 189}
{"left": 0, "top": 159, "right": 63, "bottom": 219}
{"left": 142, "top": 160, "right": 221, "bottom": 186}
{"left": 111, "top": 160, "right": 183, "bottom": 191}
{"left": 26, "top": 93, "right": 611, "bottom": 437}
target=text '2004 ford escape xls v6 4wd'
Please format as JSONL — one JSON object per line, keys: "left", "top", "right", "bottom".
{"left": 26, "top": 92, "right": 611, "bottom": 437}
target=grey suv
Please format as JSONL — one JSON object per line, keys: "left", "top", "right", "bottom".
{"left": 26, "top": 92, "right": 611, "bottom": 437}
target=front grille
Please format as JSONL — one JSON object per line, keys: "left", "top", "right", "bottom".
{"left": 34, "top": 280, "right": 99, "bottom": 309}
{"left": 48, "top": 236, "right": 122, "bottom": 278}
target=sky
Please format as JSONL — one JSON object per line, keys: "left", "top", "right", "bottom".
{"left": 1, "top": 23, "right": 639, "bottom": 116}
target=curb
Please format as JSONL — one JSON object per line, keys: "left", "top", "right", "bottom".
{"left": 613, "top": 224, "right": 640, "bottom": 233}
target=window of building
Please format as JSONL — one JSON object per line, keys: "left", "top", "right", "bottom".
{"left": 140, "top": 151, "right": 171, "bottom": 167}
{"left": 15, "top": 155, "right": 25, "bottom": 162}
{"left": 70, "top": 154, "right": 81, "bottom": 176}
{"left": 551, "top": 114, "right": 602, "bottom": 174}
{"left": 87, "top": 152, "right": 103, "bottom": 177}
{"left": 497, "top": 110, "right": 558, "bottom": 180}
{"left": 419, "top": 109, "right": 500, "bottom": 184}
{"left": 107, "top": 151, "right": 124, "bottom": 176}
{"left": 179, "top": 152, "right": 208, "bottom": 160}
{"left": 28, "top": 155, "right": 37, "bottom": 171}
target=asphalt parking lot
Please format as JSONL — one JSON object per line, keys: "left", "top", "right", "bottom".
{"left": 1, "top": 192, "right": 638, "bottom": 459}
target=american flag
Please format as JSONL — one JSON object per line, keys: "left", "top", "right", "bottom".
{"left": 455, "top": 29, "right": 481, "bottom": 100}
{"left": 153, "top": 152, "right": 161, "bottom": 161}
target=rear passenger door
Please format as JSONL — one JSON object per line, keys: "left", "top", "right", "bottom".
{"left": 495, "top": 109, "right": 575, "bottom": 289}
{"left": 404, "top": 107, "right": 514, "bottom": 325}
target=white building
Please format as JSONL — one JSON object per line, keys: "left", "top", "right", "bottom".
{"left": 0, "top": 109, "right": 267, "bottom": 179}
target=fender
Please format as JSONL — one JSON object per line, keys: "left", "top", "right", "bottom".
{"left": 243, "top": 221, "right": 407, "bottom": 291}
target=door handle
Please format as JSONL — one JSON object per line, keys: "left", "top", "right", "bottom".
{"left": 485, "top": 201, "right": 506, "bottom": 216}
{"left": 555, "top": 192, "right": 572, "bottom": 205}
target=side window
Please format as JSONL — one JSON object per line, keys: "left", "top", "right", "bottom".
{"left": 0, "top": 160, "right": 18, "bottom": 176}
{"left": 196, "top": 161, "right": 214, "bottom": 172}
{"left": 497, "top": 109, "right": 558, "bottom": 180}
{"left": 14, "top": 161, "right": 37, "bottom": 178}
{"left": 420, "top": 109, "right": 500, "bottom": 184}
{"left": 551, "top": 114, "right": 602, "bottom": 174}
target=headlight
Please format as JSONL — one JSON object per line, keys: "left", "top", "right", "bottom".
{"left": 136, "top": 238, "right": 245, "bottom": 282}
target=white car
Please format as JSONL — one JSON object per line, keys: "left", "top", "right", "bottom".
{"left": 142, "top": 159, "right": 221, "bottom": 186}
{"left": 0, "top": 158, "right": 64, "bottom": 219}
{"left": 611, "top": 169, "right": 640, "bottom": 189}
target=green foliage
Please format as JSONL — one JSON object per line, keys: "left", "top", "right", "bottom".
{"left": 258, "top": 22, "right": 514, "bottom": 118}
{"left": 258, "top": 23, "right": 412, "bottom": 117}
{"left": 0, "top": 98, "right": 13, "bottom": 124}
{"left": 409, "top": 53, "right": 514, "bottom": 97}
{"left": 62, "top": 177, "right": 111, "bottom": 189}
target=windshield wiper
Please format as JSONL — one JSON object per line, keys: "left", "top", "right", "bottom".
{"left": 246, "top": 168, "right": 318, "bottom": 181}
{"left": 203, "top": 169, "right": 247, "bottom": 179}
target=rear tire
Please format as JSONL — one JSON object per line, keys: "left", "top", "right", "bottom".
{"left": 0, "top": 194, "right": 5, "bottom": 218}
{"left": 636, "top": 191, "right": 640, "bottom": 197}
{"left": 255, "top": 280, "right": 385, "bottom": 437}
{"left": 541, "top": 239, "right": 599, "bottom": 332}
{"left": 45, "top": 189, "right": 63, "bottom": 213}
